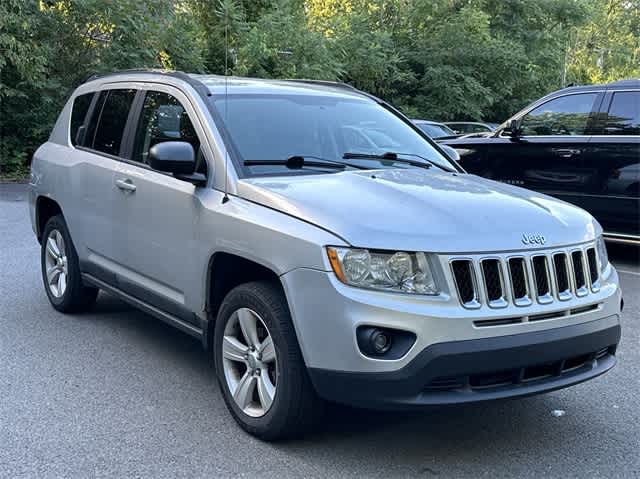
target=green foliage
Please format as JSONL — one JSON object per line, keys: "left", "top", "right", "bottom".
{"left": 0, "top": 0, "right": 634, "bottom": 177}
{"left": 567, "top": 0, "right": 640, "bottom": 84}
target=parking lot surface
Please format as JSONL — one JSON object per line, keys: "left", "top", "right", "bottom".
{"left": 1, "top": 183, "right": 638, "bottom": 478}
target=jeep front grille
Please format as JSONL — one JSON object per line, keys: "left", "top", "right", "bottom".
{"left": 450, "top": 242, "right": 600, "bottom": 309}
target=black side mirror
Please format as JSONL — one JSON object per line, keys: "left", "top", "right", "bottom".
{"left": 148, "top": 141, "right": 206, "bottom": 186}
{"left": 503, "top": 119, "right": 522, "bottom": 138}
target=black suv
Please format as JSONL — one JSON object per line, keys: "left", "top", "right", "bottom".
{"left": 443, "top": 80, "right": 639, "bottom": 244}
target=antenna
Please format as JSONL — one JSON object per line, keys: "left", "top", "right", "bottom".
{"left": 222, "top": 11, "right": 230, "bottom": 204}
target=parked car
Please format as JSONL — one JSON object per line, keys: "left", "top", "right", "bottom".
{"left": 412, "top": 119, "right": 459, "bottom": 139}
{"left": 30, "top": 71, "right": 622, "bottom": 441}
{"left": 445, "top": 121, "right": 498, "bottom": 135}
{"left": 443, "top": 80, "right": 640, "bottom": 244}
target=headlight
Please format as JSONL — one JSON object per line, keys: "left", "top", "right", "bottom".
{"left": 597, "top": 235, "right": 609, "bottom": 272}
{"left": 327, "top": 247, "right": 439, "bottom": 295}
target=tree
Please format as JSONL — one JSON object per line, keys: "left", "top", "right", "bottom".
{"left": 568, "top": 0, "right": 640, "bottom": 84}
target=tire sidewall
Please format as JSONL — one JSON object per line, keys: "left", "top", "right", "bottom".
{"left": 214, "top": 284, "right": 297, "bottom": 435}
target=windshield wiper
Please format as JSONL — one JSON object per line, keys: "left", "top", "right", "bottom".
{"left": 244, "top": 155, "right": 368, "bottom": 170}
{"left": 342, "top": 151, "right": 441, "bottom": 170}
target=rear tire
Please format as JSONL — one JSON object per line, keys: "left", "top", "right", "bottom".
{"left": 214, "top": 281, "right": 324, "bottom": 441}
{"left": 41, "top": 215, "right": 98, "bottom": 313}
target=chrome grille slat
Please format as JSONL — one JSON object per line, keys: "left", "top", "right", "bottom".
{"left": 571, "top": 250, "right": 588, "bottom": 297}
{"left": 450, "top": 243, "right": 598, "bottom": 309}
{"left": 552, "top": 253, "right": 571, "bottom": 301}
{"left": 451, "top": 260, "right": 480, "bottom": 309}
{"left": 481, "top": 259, "right": 507, "bottom": 308}
{"left": 586, "top": 248, "right": 600, "bottom": 292}
{"left": 532, "top": 255, "right": 553, "bottom": 304}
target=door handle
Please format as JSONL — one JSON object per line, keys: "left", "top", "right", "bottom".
{"left": 552, "top": 148, "right": 582, "bottom": 158}
{"left": 115, "top": 178, "right": 136, "bottom": 192}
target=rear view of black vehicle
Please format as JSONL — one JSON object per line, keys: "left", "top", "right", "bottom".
{"left": 444, "top": 80, "right": 640, "bottom": 243}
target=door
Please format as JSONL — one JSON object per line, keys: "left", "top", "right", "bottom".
{"left": 111, "top": 88, "right": 209, "bottom": 322}
{"left": 582, "top": 89, "right": 640, "bottom": 237}
{"left": 487, "top": 92, "right": 601, "bottom": 209}
{"left": 75, "top": 88, "right": 138, "bottom": 281}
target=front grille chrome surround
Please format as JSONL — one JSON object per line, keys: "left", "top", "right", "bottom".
{"left": 507, "top": 257, "right": 532, "bottom": 307}
{"left": 552, "top": 253, "right": 572, "bottom": 301}
{"left": 451, "top": 259, "right": 481, "bottom": 309}
{"left": 449, "top": 241, "right": 600, "bottom": 310}
{"left": 531, "top": 255, "right": 553, "bottom": 304}
{"left": 480, "top": 258, "right": 508, "bottom": 309}
{"left": 571, "top": 250, "right": 589, "bottom": 297}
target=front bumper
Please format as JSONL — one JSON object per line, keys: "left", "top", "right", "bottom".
{"left": 281, "top": 262, "right": 621, "bottom": 408}
{"left": 308, "top": 318, "right": 620, "bottom": 408}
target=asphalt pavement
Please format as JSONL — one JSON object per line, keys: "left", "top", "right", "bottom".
{"left": 1, "top": 183, "right": 638, "bottom": 478}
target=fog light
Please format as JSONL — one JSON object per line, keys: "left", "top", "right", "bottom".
{"left": 356, "top": 326, "right": 415, "bottom": 359}
{"left": 371, "top": 329, "right": 391, "bottom": 354}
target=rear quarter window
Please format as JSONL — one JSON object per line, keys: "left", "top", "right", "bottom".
{"left": 604, "top": 91, "right": 640, "bottom": 135}
{"left": 70, "top": 93, "right": 94, "bottom": 146}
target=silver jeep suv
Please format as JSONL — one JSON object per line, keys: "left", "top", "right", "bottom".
{"left": 29, "top": 71, "right": 623, "bottom": 440}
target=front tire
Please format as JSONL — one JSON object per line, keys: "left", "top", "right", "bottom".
{"left": 41, "top": 215, "right": 98, "bottom": 313}
{"left": 214, "top": 281, "right": 323, "bottom": 440}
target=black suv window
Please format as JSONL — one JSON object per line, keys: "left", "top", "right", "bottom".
{"left": 70, "top": 93, "right": 94, "bottom": 146}
{"left": 132, "top": 91, "right": 202, "bottom": 167}
{"left": 604, "top": 91, "right": 640, "bottom": 135}
{"left": 520, "top": 93, "right": 598, "bottom": 136}
{"left": 91, "top": 89, "right": 136, "bottom": 156}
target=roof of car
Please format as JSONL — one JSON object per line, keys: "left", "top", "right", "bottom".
{"left": 83, "top": 69, "right": 372, "bottom": 100}
{"left": 411, "top": 119, "right": 446, "bottom": 126}
{"left": 549, "top": 79, "right": 640, "bottom": 95}
{"left": 444, "top": 122, "right": 492, "bottom": 126}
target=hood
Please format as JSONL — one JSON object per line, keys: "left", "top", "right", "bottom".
{"left": 238, "top": 169, "right": 600, "bottom": 253}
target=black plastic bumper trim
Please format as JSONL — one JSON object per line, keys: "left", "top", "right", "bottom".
{"left": 308, "top": 317, "right": 620, "bottom": 409}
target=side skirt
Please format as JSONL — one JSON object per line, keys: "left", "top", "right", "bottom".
{"left": 82, "top": 273, "right": 204, "bottom": 340}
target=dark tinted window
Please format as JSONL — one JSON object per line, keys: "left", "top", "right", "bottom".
{"left": 92, "top": 89, "right": 136, "bottom": 156}
{"left": 521, "top": 93, "right": 598, "bottom": 136}
{"left": 84, "top": 91, "right": 107, "bottom": 148}
{"left": 133, "top": 91, "right": 202, "bottom": 169}
{"left": 70, "top": 93, "right": 94, "bottom": 146}
{"left": 604, "top": 91, "right": 640, "bottom": 135}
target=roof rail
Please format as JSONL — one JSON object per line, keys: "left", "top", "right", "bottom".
{"left": 283, "top": 79, "right": 359, "bottom": 92}
{"left": 85, "top": 68, "right": 187, "bottom": 82}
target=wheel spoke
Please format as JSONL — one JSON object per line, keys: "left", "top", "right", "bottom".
{"left": 233, "top": 372, "right": 256, "bottom": 411}
{"left": 257, "top": 373, "right": 275, "bottom": 411}
{"left": 58, "top": 272, "right": 66, "bottom": 295}
{"left": 47, "top": 237, "right": 60, "bottom": 259}
{"left": 46, "top": 265, "right": 60, "bottom": 284}
{"left": 223, "top": 336, "right": 249, "bottom": 362}
{"left": 237, "top": 309, "right": 259, "bottom": 348}
{"left": 56, "top": 231, "right": 66, "bottom": 257}
{"left": 259, "top": 335, "right": 276, "bottom": 363}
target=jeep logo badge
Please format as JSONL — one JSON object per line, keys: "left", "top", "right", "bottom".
{"left": 522, "top": 233, "right": 546, "bottom": 245}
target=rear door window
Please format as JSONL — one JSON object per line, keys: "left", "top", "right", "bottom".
{"left": 70, "top": 93, "right": 94, "bottom": 146}
{"left": 604, "top": 91, "right": 640, "bottom": 135}
{"left": 90, "top": 89, "right": 136, "bottom": 156}
{"left": 520, "top": 93, "right": 598, "bottom": 136}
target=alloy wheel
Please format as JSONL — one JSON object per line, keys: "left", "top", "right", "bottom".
{"left": 44, "top": 229, "right": 68, "bottom": 298}
{"left": 222, "top": 308, "right": 278, "bottom": 417}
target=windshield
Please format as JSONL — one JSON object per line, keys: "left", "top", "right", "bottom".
{"left": 212, "top": 94, "right": 455, "bottom": 176}
{"left": 415, "top": 123, "right": 455, "bottom": 138}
